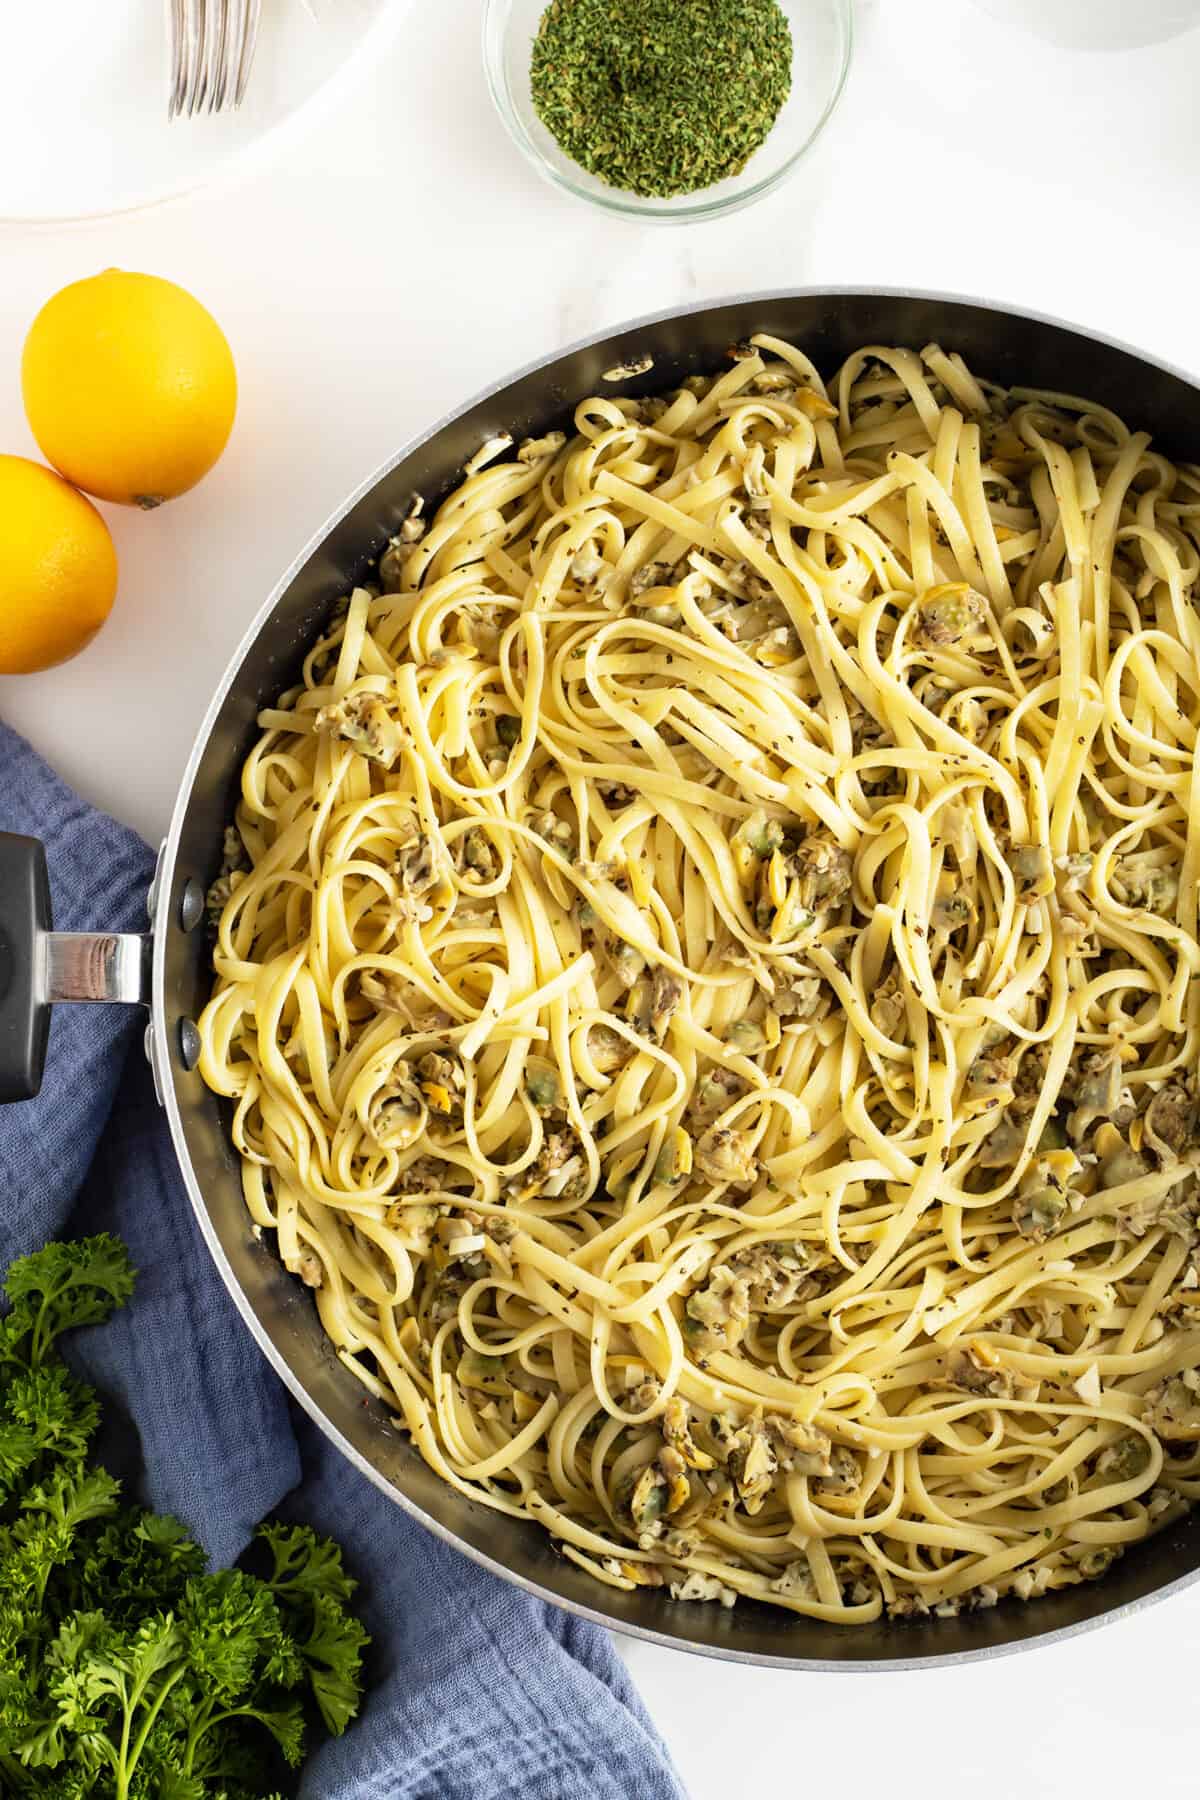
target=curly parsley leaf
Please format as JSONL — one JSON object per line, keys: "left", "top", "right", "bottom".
{"left": 2, "top": 1236, "right": 135, "bottom": 1371}
{"left": 22, "top": 1469, "right": 122, "bottom": 1537}
{"left": 78, "top": 1510, "right": 206, "bottom": 1627}
{"left": 255, "top": 1524, "right": 368, "bottom": 1736}
{"left": 5, "top": 1366, "right": 101, "bottom": 1473}
{"left": 257, "top": 1521, "right": 357, "bottom": 1608}
{"left": 296, "top": 1591, "right": 370, "bottom": 1738}
{"left": 0, "top": 1235, "right": 372, "bottom": 1795}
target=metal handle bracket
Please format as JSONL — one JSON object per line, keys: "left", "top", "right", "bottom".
{"left": 0, "top": 832, "right": 152, "bottom": 1101}
{"left": 40, "top": 932, "right": 152, "bottom": 1007}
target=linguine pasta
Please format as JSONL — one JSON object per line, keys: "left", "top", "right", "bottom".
{"left": 199, "top": 336, "right": 1200, "bottom": 1624}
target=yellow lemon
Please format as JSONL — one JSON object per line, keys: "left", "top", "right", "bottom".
{"left": 0, "top": 456, "right": 118, "bottom": 673}
{"left": 21, "top": 269, "right": 237, "bottom": 509}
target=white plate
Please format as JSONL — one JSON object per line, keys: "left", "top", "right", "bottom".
{"left": 1, "top": 0, "right": 405, "bottom": 224}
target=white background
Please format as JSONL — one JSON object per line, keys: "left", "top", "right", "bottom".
{"left": 4, "top": 0, "right": 1200, "bottom": 1789}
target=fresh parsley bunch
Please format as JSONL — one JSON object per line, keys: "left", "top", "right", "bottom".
{"left": 0, "top": 1236, "right": 370, "bottom": 1797}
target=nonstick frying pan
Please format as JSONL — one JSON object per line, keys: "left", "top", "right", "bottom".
{"left": 4, "top": 288, "right": 1200, "bottom": 1668}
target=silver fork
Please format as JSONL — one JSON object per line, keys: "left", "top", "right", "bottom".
{"left": 168, "top": 0, "right": 262, "bottom": 119}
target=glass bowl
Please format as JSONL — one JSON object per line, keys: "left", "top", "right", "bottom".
{"left": 482, "top": 0, "right": 853, "bottom": 224}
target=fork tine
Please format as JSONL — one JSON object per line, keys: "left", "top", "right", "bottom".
{"left": 208, "top": 0, "right": 230, "bottom": 112}
{"left": 185, "top": 0, "right": 208, "bottom": 118}
{"left": 171, "top": 0, "right": 256, "bottom": 119}
{"left": 233, "top": 0, "right": 261, "bottom": 108}
{"left": 167, "top": 0, "right": 186, "bottom": 118}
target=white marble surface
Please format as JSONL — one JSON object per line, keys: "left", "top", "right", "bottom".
{"left": 4, "top": 0, "right": 1200, "bottom": 1789}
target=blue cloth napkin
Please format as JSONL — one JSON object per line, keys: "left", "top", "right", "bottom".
{"left": 0, "top": 719, "right": 685, "bottom": 1800}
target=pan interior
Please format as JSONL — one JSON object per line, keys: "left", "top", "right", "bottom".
{"left": 158, "top": 292, "right": 1200, "bottom": 1667}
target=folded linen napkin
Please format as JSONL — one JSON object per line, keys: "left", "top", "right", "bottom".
{"left": 0, "top": 719, "right": 685, "bottom": 1800}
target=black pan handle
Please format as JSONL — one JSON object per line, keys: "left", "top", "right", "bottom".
{"left": 0, "top": 831, "right": 152, "bottom": 1102}
{"left": 0, "top": 834, "right": 52, "bottom": 1102}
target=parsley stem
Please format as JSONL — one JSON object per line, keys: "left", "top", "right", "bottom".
{"left": 182, "top": 1696, "right": 220, "bottom": 1776}
{"left": 118, "top": 1662, "right": 188, "bottom": 1798}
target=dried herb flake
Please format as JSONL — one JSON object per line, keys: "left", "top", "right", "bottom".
{"left": 530, "top": 0, "right": 793, "bottom": 199}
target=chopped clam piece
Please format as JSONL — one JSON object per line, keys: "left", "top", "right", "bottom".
{"left": 507, "top": 1128, "right": 588, "bottom": 1203}
{"left": 1144, "top": 1372, "right": 1200, "bottom": 1442}
{"left": 525, "top": 1063, "right": 560, "bottom": 1113}
{"left": 367, "top": 1076, "right": 427, "bottom": 1150}
{"left": 384, "top": 1199, "right": 439, "bottom": 1245}
{"left": 379, "top": 528, "right": 422, "bottom": 587}
{"left": 531, "top": 810, "right": 575, "bottom": 859}
{"left": 602, "top": 354, "right": 654, "bottom": 381}
{"left": 931, "top": 890, "right": 974, "bottom": 932}
{"left": 662, "top": 1396, "right": 714, "bottom": 1470}
{"left": 1096, "top": 1435, "right": 1150, "bottom": 1482}
{"left": 911, "top": 583, "right": 986, "bottom": 648}
{"left": 659, "top": 1445, "right": 692, "bottom": 1515}
{"left": 653, "top": 1127, "right": 692, "bottom": 1186}
{"left": 629, "top": 1463, "right": 669, "bottom": 1533}
{"left": 1142, "top": 1084, "right": 1199, "bottom": 1162}
{"left": 316, "top": 692, "right": 403, "bottom": 767}
{"left": 685, "top": 1266, "right": 752, "bottom": 1354}
{"left": 719, "top": 1417, "right": 777, "bottom": 1513}
{"left": 650, "top": 968, "right": 682, "bottom": 1040}
{"left": 290, "top": 1249, "right": 323, "bottom": 1289}
{"left": 630, "top": 559, "right": 678, "bottom": 598}
{"left": 1055, "top": 851, "right": 1094, "bottom": 893}
{"left": 462, "top": 827, "right": 498, "bottom": 880}
{"left": 965, "top": 1055, "right": 1014, "bottom": 1100}
{"left": 570, "top": 545, "right": 612, "bottom": 592}
{"left": 731, "top": 1241, "right": 817, "bottom": 1310}
{"left": 751, "top": 368, "right": 797, "bottom": 396}
{"left": 359, "top": 969, "right": 450, "bottom": 1034}
{"left": 769, "top": 1558, "right": 818, "bottom": 1600}
{"left": 870, "top": 972, "right": 908, "bottom": 1041}
{"left": 975, "top": 1112, "right": 1025, "bottom": 1168}
{"left": 389, "top": 1156, "right": 449, "bottom": 1199}
{"left": 416, "top": 1051, "right": 464, "bottom": 1117}
{"left": 395, "top": 832, "right": 438, "bottom": 896}
{"left": 727, "top": 1018, "right": 767, "bottom": 1054}
{"left": 205, "top": 870, "right": 239, "bottom": 924}
{"left": 457, "top": 1348, "right": 510, "bottom": 1396}
{"left": 1112, "top": 852, "right": 1180, "bottom": 915}
{"left": 694, "top": 1127, "right": 759, "bottom": 1188}
{"left": 618, "top": 1560, "right": 668, "bottom": 1590}
{"left": 733, "top": 810, "right": 785, "bottom": 867}
{"left": 585, "top": 1024, "right": 632, "bottom": 1075}
{"left": 765, "top": 1414, "right": 833, "bottom": 1477}
{"left": 1012, "top": 1150, "right": 1075, "bottom": 1240}
{"left": 668, "top": 1572, "right": 738, "bottom": 1607}
{"left": 813, "top": 1446, "right": 861, "bottom": 1496}
{"left": 789, "top": 832, "right": 853, "bottom": 913}
{"left": 1068, "top": 1049, "right": 1124, "bottom": 1141}
{"left": 1011, "top": 843, "right": 1054, "bottom": 904}
{"left": 772, "top": 978, "right": 827, "bottom": 1021}
{"left": 464, "top": 432, "right": 513, "bottom": 475}
{"left": 607, "top": 937, "right": 646, "bottom": 990}
{"left": 945, "top": 1343, "right": 1014, "bottom": 1400}
{"left": 517, "top": 430, "right": 567, "bottom": 464}
{"left": 1014, "top": 1185, "right": 1068, "bottom": 1240}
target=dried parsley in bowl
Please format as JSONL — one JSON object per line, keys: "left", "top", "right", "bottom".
{"left": 529, "top": 0, "right": 793, "bottom": 199}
